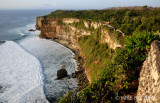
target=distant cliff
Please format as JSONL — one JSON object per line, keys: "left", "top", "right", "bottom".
{"left": 36, "top": 17, "right": 122, "bottom": 50}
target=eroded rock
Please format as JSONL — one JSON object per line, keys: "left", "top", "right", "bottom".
{"left": 137, "top": 40, "right": 160, "bottom": 103}
{"left": 57, "top": 65, "right": 68, "bottom": 79}
{"left": 28, "top": 29, "right": 35, "bottom": 32}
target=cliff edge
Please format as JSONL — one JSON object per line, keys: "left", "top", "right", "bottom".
{"left": 137, "top": 40, "right": 160, "bottom": 102}
{"left": 36, "top": 17, "right": 124, "bottom": 83}
{"left": 36, "top": 17, "right": 122, "bottom": 50}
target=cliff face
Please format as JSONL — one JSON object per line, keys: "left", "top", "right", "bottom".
{"left": 36, "top": 17, "right": 122, "bottom": 50}
{"left": 35, "top": 17, "right": 44, "bottom": 30}
{"left": 36, "top": 17, "right": 123, "bottom": 83}
{"left": 102, "top": 30, "right": 122, "bottom": 49}
{"left": 36, "top": 17, "right": 160, "bottom": 99}
{"left": 137, "top": 40, "right": 160, "bottom": 103}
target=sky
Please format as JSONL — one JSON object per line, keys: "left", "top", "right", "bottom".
{"left": 0, "top": 0, "right": 160, "bottom": 10}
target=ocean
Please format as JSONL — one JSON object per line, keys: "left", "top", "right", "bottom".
{"left": 0, "top": 10, "right": 78, "bottom": 103}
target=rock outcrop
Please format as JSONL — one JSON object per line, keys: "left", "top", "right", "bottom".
{"left": 57, "top": 65, "right": 68, "bottom": 79}
{"left": 36, "top": 17, "right": 123, "bottom": 83}
{"left": 36, "top": 17, "right": 122, "bottom": 50}
{"left": 102, "top": 30, "right": 122, "bottom": 49}
{"left": 35, "top": 17, "right": 45, "bottom": 30}
{"left": 28, "top": 29, "right": 35, "bottom": 32}
{"left": 137, "top": 40, "right": 160, "bottom": 103}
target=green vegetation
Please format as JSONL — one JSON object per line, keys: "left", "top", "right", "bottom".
{"left": 72, "top": 20, "right": 87, "bottom": 30}
{"left": 113, "top": 31, "right": 160, "bottom": 80}
{"left": 42, "top": 7, "right": 160, "bottom": 103}
{"left": 103, "top": 25, "right": 124, "bottom": 45}
{"left": 45, "top": 7, "right": 160, "bottom": 35}
{"left": 59, "top": 28, "right": 159, "bottom": 102}
{"left": 57, "top": 19, "right": 64, "bottom": 25}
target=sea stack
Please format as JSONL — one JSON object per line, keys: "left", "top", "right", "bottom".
{"left": 57, "top": 65, "right": 68, "bottom": 79}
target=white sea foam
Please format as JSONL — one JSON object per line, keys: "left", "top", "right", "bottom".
{"left": 0, "top": 23, "right": 78, "bottom": 102}
{"left": 26, "top": 25, "right": 29, "bottom": 27}
{"left": 0, "top": 41, "right": 48, "bottom": 103}
{"left": 19, "top": 34, "right": 78, "bottom": 101}
{"left": 19, "top": 32, "right": 26, "bottom": 36}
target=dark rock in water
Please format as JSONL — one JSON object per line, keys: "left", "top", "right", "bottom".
{"left": 72, "top": 73, "right": 76, "bottom": 78}
{"left": 0, "top": 85, "right": 2, "bottom": 90}
{"left": 0, "top": 41, "right": 5, "bottom": 45}
{"left": 28, "top": 29, "right": 35, "bottom": 32}
{"left": 47, "top": 97, "right": 57, "bottom": 103}
{"left": 57, "top": 65, "right": 68, "bottom": 79}
{"left": 0, "top": 85, "right": 5, "bottom": 93}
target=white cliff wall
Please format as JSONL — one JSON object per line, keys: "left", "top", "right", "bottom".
{"left": 137, "top": 40, "right": 160, "bottom": 103}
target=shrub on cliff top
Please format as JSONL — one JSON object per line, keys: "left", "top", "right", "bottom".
{"left": 45, "top": 8, "right": 160, "bottom": 35}
{"left": 57, "top": 19, "right": 64, "bottom": 25}
{"left": 125, "top": 31, "right": 160, "bottom": 68}
{"left": 72, "top": 20, "right": 87, "bottom": 30}
{"left": 112, "top": 31, "right": 160, "bottom": 73}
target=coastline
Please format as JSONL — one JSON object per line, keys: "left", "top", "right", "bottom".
{"left": 20, "top": 34, "right": 79, "bottom": 102}
{"left": 53, "top": 38, "right": 89, "bottom": 90}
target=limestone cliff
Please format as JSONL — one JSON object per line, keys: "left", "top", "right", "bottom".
{"left": 36, "top": 17, "right": 160, "bottom": 100}
{"left": 35, "top": 16, "right": 45, "bottom": 30}
{"left": 36, "top": 17, "right": 123, "bottom": 83}
{"left": 137, "top": 40, "right": 160, "bottom": 103}
{"left": 36, "top": 17, "right": 122, "bottom": 50}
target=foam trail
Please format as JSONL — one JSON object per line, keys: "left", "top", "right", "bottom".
{"left": 19, "top": 35, "right": 78, "bottom": 102}
{"left": 0, "top": 41, "right": 48, "bottom": 103}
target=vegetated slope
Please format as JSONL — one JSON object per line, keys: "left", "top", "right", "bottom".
{"left": 37, "top": 6, "right": 160, "bottom": 103}
{"left": 59, "top": 30, "right": 160, "bottom": 103}
{"left": 46, "top": 6, "right": 160, "bottom": 35}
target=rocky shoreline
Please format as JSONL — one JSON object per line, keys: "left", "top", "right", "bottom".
{"left": 53, "top": 38, "right": 89, "bottom": 90}
{"left": 36, "top": 16, "right": 90, "bottom": 92}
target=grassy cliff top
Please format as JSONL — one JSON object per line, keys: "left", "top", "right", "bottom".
{"left": 45, "top": 6, "right": 160, "bottom": 20}
{"left": 42, "top": 6, "right": 160, "bottom": 35}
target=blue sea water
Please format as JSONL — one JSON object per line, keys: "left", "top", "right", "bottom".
{"left": 0, "top": 10, "right": 52, "bottom": 41}
{"left": 0, "top": 10, "right": 78, "bottom": 103}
